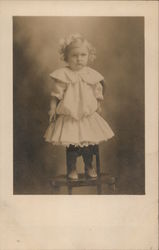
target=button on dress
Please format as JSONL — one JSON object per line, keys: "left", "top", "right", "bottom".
{"left": 44, "top": 66, "right": 114, "bottom": 147}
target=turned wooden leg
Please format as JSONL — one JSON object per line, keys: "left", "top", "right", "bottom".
{"left": 97, "top": 183, "right": 102, "bottom": 194}
{"left": 95, "top": 145, "right": 101, "bottom": 177}
{"left": 68, "top": 185, "right": 72, "bottom": 195}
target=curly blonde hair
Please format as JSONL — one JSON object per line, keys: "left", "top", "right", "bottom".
{"left": 59, "top": 33, "right": 96, "bottom": 63}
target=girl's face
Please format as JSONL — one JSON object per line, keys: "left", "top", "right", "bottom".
{"left": 67, "top": 44, "right": 89, "bottom": 71}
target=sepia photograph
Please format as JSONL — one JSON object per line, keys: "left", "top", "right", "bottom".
{"left": 13, "top": 16, "right": 145, "bottom": 195}
{"left": 0, "top": 1, "right": 158, "bottom": 250}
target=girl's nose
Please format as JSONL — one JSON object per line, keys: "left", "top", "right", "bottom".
{"left": 77, "top": 55, "right": 81, "bottom": 61}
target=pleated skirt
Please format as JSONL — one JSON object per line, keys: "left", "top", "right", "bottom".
{"left": 44, "top": 112, "right": 114, "bottom": 147}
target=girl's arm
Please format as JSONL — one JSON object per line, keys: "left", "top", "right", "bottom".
{"left": 96, "top": 80, "right": 105, "bottom": 114}
{"left": 48, "top": 96, "right": 58, "bottom": 123}
{"left": 48, "top": 78, "right": 66, "bottom": 122}
{"left": 99, "top": 80, "right": 105, "bottom": 95}
{"left": 97, "top": 100, "right": 102, "bottom": 114}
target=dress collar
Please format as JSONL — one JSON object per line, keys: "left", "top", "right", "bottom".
{"left": 50, "top": 66, "right": 104, "bottom": 85}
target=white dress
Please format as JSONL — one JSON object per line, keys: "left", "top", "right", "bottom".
{"left": 44, "top": 66, "right": 114, "bottom": 147}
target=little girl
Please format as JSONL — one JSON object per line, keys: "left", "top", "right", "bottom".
{"left": 44, "top": 34, "right": 114, "bottom": 180}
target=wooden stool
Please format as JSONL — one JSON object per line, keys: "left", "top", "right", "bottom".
{"left": 50, "top": 145, "right": 116, "bottom": 194}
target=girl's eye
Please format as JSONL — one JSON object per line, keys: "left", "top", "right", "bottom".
{"left": 70, "top": 53, "right": 87, "bottom": 57}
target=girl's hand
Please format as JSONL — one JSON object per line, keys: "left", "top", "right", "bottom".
{"left": 48, "top": 96, "right": 58, "bottom": 123}
{"left": 97, "top": 101, "right": 102, "bottom": 114}
{"left": 48, "top": 110, "right": 56, "bottom": 123}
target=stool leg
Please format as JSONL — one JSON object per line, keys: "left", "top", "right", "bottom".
{"left": 97, "top": 183, "right": 102, "bottom": 194}
{"left": 95, "top": 146, "right": 101, "bottom": 177}
{"left": 66, "top": 148, "right": 69, "bottom": 176}
{"left": 95, "top": 146, "right": 102, "bottom": 194}
{"left": 112, "top": 184, "right": 116, "bottom": 193}
{"left": 68, "top": 185, "right": 72, "bottom": 195}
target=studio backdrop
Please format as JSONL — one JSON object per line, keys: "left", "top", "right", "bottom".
{"left": 13, "top": 17, "right": 144, "bottom": 194}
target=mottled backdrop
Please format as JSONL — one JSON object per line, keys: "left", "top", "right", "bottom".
{"left": 13, "top": 17, "right": 144, "bottom": 194}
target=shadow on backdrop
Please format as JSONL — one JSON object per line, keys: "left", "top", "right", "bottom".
{"left": 13, "top": 17, "right": 144, "bottom": 194}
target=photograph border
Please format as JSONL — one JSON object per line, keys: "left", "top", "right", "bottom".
{"left": 0, "top": 1, "right": 158, "bottom": 249}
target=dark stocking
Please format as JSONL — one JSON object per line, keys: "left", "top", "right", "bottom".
{"left": 66, "top": 145, "right": 79, "bottom": 174}
{"left": 81, "top": 145, "right": 94, "bottom": 171}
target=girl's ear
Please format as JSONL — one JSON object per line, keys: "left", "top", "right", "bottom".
{"left": 88, "top": 54, "right": 94, "bottom": 65}
{"left": 88, "top": 53, "right": 96, "bottom": 64}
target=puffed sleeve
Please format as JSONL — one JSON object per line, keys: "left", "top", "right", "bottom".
{"left": 94, "top": 81, "right": 104, "bottom": 100}
{"left": 50, "top": 80, "right": 66, "bottom": 100}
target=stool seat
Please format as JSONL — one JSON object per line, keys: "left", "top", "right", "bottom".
{"left": 50, "top": 145, "right": 116, "bottom": 194}
{"left": 50, "top": 173, "right": 117, "bottom": 194}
